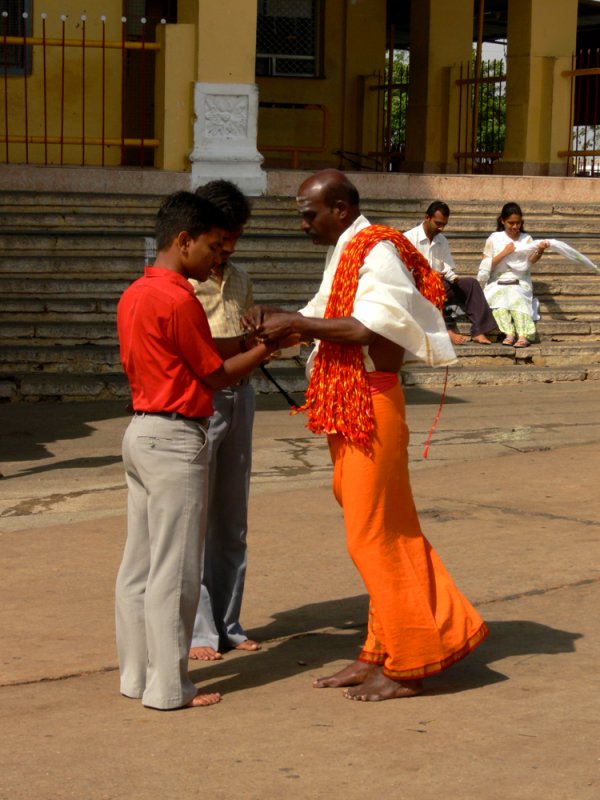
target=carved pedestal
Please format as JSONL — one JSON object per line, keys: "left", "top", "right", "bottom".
{"left": 190, "top": 82, "right": 267, "bottom": 196}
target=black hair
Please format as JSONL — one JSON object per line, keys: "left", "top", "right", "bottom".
{"left": 426, "top": 200, "right": 450, "bottom": 218}
{"left": 194, "top": 180, "right": 251, "bottom": 231}
{"left": 154, "top": 191, "right": 226, "bottom": 252}
{"left": 496, "top": 202, "right": 526, "bottom": 232}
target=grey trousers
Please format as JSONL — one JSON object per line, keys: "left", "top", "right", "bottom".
{"left": 116, "top": 413, "right": 209, "bottom": 709}
{"left": 191, "top": 383, "right": 256, "bottom": 651}
{"left": 443, "top": 276, "right": 497, "bottom": 336}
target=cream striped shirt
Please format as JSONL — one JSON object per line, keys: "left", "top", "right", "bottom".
{"left": 189, "top": 262, "right": 253, "bottom": 338}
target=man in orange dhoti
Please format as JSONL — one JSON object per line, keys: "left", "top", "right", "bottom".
{"left": 251, "top": 170, "right": 488, "bottom": 701}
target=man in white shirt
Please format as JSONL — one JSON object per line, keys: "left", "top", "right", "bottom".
{"left": 404, "top": 201, "right": 497, "bottom": 345}
{"left": 244, "top": 171, "right": 488, "bottom": 703}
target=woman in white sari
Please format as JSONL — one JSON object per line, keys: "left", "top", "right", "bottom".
{"left": 477, "top": 202, "right": 548, "bottom": 348}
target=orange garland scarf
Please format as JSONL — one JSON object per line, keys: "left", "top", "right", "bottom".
{"left": 294, "top": 225, "right": 446, "bottom": 452}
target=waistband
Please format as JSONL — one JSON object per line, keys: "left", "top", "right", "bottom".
{"left": 367, "top": 371, "right": 399, "bottom": 395}
{"left": 133, "top": 411, "right": 210, "bottom": 428}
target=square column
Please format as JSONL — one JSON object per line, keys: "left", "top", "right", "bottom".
{"left": 500, "top": 0, "right": 578, "bottom": 175}
{"left": 190, "top": 82, "right": 266, "bottom": 196}
{"left": 404, "top": 0, "right": 473, "bottom": 173}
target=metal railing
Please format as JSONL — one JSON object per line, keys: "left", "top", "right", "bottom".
{"left": 0, "top": 12, "right": 161, "bottom": 166}
{"left": 455, "top": 58, "right": 506, "bottom": 174}
{"left": 560, "top": 49, "right": 600, "bottom": 177}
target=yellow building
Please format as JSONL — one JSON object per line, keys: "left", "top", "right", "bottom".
{"left": 0, "top": 0, "right": 598, "bottom": 192}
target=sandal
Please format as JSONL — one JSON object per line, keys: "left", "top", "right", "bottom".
{"left": 514, "top": 337, "right": 530, "bottom": 348}
{"left": 501, "top": 336, "right": 516, "bottom": 346}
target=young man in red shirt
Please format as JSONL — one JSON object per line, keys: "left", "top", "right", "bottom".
{"left": 116, "top": 191, "right": 276, "bottom": 710}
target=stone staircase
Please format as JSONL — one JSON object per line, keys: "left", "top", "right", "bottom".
{"left": 1, "top": 191, "right": 600, "bottom": 401}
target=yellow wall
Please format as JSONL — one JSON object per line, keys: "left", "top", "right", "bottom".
{"left": 183, "top": 0, "right": 258, "bottom": 84}
{"left": 256, "top": 0, "right": 386, "bottom": 170}
{"left": 405, "top": 0, "right": 473, "bottom": 173}
{"left": 0, "top": 1, "right": 124, "bottom": 166}
{"left": 502, "top": 0, "right": 578, "bottom": 174}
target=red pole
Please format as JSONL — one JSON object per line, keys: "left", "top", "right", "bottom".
{"left": 42, "top": 13, "right": 48, "bottom": 164}
{"left": 101, "top": 15, "right": 106, "bottom": 166}
{"left": 139, "top": 16, "right": 146, "bottom": 166}
{"left": 22, "top": 10, "right": 29, "bottom": 163}
{"left": 60, "top": 15, "right": 66, "bottom": 164}
{"left": 2, "top": 11, "right": 9, "bottom": 162}
{"left": 121, "top": 16, "right": 126, "bottom": 164}
{"left": 81, "top": 15, "right": 86, "bottom": 165}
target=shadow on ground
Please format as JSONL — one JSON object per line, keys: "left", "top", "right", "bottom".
{"left": 190, "top": 594, "right": 582, "bottom": 697}
{"left": 0, "top": 400, "right": 128, "bottom": 464}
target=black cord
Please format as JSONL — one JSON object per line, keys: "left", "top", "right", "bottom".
{"left": 259, "top": 364, "right": 299, "bottom": 408}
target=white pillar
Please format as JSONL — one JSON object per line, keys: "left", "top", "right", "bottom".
{"left": 190, "top": 82, "right": 266, "bottom": 196}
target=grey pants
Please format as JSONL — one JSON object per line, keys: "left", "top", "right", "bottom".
{"left": 443, "top": 276, "right": 497, "bottom": 336}
{"left": 116, "top": 413, "right": 209, "bottom": 709}
{"left": 191, "top": 383, "right": 255, "bottom": 651}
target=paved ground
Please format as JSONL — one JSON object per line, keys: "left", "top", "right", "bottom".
{"left": 1, "top": 381, "right": 599, "bottom": 800}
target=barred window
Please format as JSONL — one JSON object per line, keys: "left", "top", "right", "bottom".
{"left": 0, "top": 0, "right": 33, "bottom": 75}
{"left": 256, "top": 0, "right": 321, "bottom": 78}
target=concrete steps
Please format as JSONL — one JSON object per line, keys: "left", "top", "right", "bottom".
{"left": 1, "top": 190, "right": 600, "bottom": 401}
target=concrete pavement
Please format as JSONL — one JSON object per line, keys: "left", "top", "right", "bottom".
{"left": 0, "top": 381, "right": 599, "bottom": 799}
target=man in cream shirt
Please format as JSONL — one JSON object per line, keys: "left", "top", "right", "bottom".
{"left": 405, "top": 201, "right": 497, "bottom": 345}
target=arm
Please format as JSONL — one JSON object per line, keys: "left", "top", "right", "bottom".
{"left": 202, "top": 340, "right": 278, "bottom": 390}
{"left": 257, "top": 311, "right": 376, "bottom": 346}
{"left": 436, "top": 236, "right": 458, "bottom": 282}
{"left": 478, "top": 235, "right": 509, "bottom": 283}
{"left": 528, "top": 240, "right": 549, "bottom": 264}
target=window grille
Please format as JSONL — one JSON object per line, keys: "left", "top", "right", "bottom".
{"left": 0, "top": 0, "right": 32, "bottom": 75}
{"left": 256, "top": 0, "right": 320, "bottom": 77}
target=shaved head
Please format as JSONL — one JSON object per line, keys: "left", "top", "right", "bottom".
{"left": 297, "top": 169, "right": 360, "bottom": 210}
{"left": 296, "top": 170, "right": 360, "bottom": 246}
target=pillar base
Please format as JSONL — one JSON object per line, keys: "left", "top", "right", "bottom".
{"left": 190, "top": 82, "right": 267, "bottom": 196}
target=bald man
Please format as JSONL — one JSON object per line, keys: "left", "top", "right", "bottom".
{"left": 246, "top": 170, "right": 488, "bottom": 702}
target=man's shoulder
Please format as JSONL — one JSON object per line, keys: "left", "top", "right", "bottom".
{"left": 227, "top": 260, "right": 252, "bottom": 283}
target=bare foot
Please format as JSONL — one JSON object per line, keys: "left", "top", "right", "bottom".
{"left": 234, "top": 639, "right": 262, "bottom": 652}
{"left": 313, "top": 660, "right": 377, "bottom": 688}
{"left": 189, "top": 646, "right": 223, "bottom": 661}
{"left": 448, "top": 329, "right": 470, "bottom": 345}
{"left": 184, "top": 690, "right": 222, "bottom": 708}
{"left": 343, "top": 667, "right": 423, "bottom": 701}
{"left": 472, "top": 333, "right": 492, "bottom": 344}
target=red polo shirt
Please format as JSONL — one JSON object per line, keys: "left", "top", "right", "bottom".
{"left": 117, "top": 267, "right": 223, "bottom": 417}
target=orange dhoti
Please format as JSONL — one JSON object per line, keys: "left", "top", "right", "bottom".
{"left": 328, "top": 377, "right": 488, "bottom": 680}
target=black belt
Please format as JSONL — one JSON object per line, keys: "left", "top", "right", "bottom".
{"left": 134, "top": 411, "right": 209, "bottom": 427}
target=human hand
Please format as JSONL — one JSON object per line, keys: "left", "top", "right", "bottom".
{"left": 502, "top": 242, "right": 516, "bottom": 257}
{"left": 256, "top": 312, "right": 299, "bottom": 345}
{"left": 241, "top": 305, "right": 267, "bottom": 332}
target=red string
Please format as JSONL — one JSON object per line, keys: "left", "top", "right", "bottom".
{"left": 422, "top": 367, "right": 449, "bottom": 459}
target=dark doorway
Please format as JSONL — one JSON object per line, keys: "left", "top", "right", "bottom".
{"left": 122, "top": 1, "right": 177, "bottom": 166}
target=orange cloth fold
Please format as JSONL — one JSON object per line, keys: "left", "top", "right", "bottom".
{"left": 328, "top": 381, "right": 488, "bottom": 680}
{"left": 294, "top": 225, "right": 446, "bottom": 453}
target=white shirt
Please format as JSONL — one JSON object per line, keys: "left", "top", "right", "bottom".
{"left": 403, "top": 223, "right": 458, "bottom": 282}
{"left": 298, "top": 215, "right": 456, "bottom": 368}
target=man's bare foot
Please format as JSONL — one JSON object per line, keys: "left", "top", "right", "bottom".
{"left": 313, "top": 660, "right": 377, "bottom": 688}
{"left": 234, "top": 639, "right": 261, "bottom": 652}
{"left": 184, "top": 690, "right": 222, "bottom": 708}
{"left": 448, "top": 329, "right": 470, "bottom": 345}
{"left": 343, "top": 667, "right": 423, "bottom": 701}
{"left": 189, "top": 646, "right": 223, "bottom": 661}
{"left": 472, "top": 333, "right": 492, "bottom": 344}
